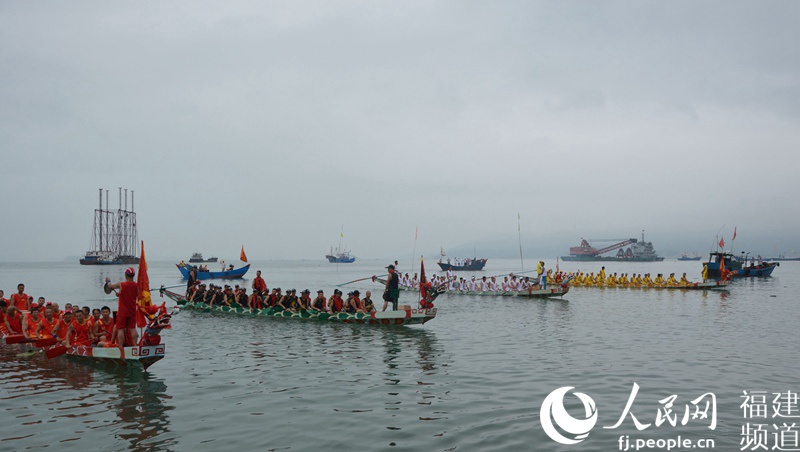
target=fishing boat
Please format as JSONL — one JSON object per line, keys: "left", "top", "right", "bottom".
{"left": 677, "top": 253, "right": 702, "bottom": 261}
{"left": 326, "top": 247, "right": 356, "bottom": 263}
{"left": 373, "top": 276, "right": 567, "bottom": 299}
{"left": 436, "top": 258, "right": 488, "bottom": 271}
{"left": 159, "top": 288, "right": 436, "bottom": 326}
{"left": 704, "top": 252, "right": 778, "bottom": 278}
{"left": 177, "top": 263, "right": 250, "bottom": 280}
{"left": 188, "top": 252, "right": 218, "bottom": 263}
{"left": 80, "top": 188, "right": 140, "bottom": 265}
{"left": 326, "top": 225, "right": 356, "bottom": 263}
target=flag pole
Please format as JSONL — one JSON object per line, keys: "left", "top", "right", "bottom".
{"left": 410, "top": 225, "right": 418, "bottom": 275}
{"left": 517, "top": 213, "right": 524, "bottom": 272}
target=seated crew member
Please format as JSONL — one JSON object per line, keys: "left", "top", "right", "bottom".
{"left": 90, "top": 308, "right": 101, "bottom": 328}
{"left": 361, "top": 291, "right": 375, "bottom": 313}
{"left": 276, "top": 290, "right": 292, "bottom": 310}
{"left": 51, "top": 310, "right": 73, "bottom": 345}
{"left": 351, "top": 290, "right": 364, "bottom": 312}
{"left": 235, "top": 287, "right": 248, "bottom": 307}
{"left": 297, "top": 290, "right": 311, "bottom": 311}
{"left": 4, "top": 306, "right": 23, "bottom": 335}
{"left": 680, "top": 273, "right": 691, "bottom": 286}
{"left": 343, "top": 292, "right": 358, "bottom": 314}
{"left": 328, "top": 289, "right": 344, "bottom": 313}
{"left": 249, "top": 289, "right": 263, "bottom": 310}
{"left": 654, "top": 274, "right": 665, "bottom": 286}
{"left": 93, "top": 306, "right": 116, "bottom": 346}
{"left": 0, "top": 301, "right": 9, "bottom": 336}
{"left": 310, "top": 290, "right": 326, "bottom": 312}
{"left": 667, "top": 273, "right": 679, "bottom": 286}
{"left": 22, "top": 304, "right": 42, "bottom": 339}
{"left": 10, "top": 284, "right": 29, "bottom": 311}
{"left": 66, "top": 309, "right": 92, "bottom": 347}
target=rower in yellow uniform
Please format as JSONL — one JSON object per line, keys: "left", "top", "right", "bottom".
{"left": 666, "top": 273, "right": 679, "bottom": 286}
{"left": 679, "top": 273, "right": 691, "bottom": 286}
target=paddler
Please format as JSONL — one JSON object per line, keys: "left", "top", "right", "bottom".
{"left": 66, "top": 309, "right": 92, "bottom": 347}
{"left": 51, "top": 310, "right": 73, "bottom": 345}
{"left": 93, "top": 306, "right": 115, "bottom": 346}
{"left": 0, "top": 301, "right": 8, "bottom": 336}
{"left": 4, "top": 306, "right": 23, "bottom": 335}
{"left": 22, "top": 304, "right": 42, "bottom": 339}
{"left": 103, "top": 267, "right": 139, "bottom": 348}
{"left": 679, "top": 273, "right": 691, "bottom": 286}
{"left": 667, "top": 273, "right": 679, "bottom": 286}
{"left": 10, "top": 283, "right": 29, "bottom": 311}
{"left": 297, "top": 290, "right": 311, "bottom": 311}
{"left": 310, "top": 290, "right": 326, "bottom": 312}
{"left": 36, "top": 307, "right": 57, "bottom": 339}
{"left": 328, "top": 289, "right": 344, "bottom": 313}
{"left": 362, "top": 291, "right": 375, "bottom": 313}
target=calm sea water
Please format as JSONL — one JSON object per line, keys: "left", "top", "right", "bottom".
{"left": 1, "top": 258, "right": 798, "bottom": 451}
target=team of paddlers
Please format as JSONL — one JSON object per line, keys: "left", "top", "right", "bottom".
{"left": 184, "top": 270, "right": 378, "bottom": 314}
{"left": 1, "top": 284, "right": 122, "bottom": 347}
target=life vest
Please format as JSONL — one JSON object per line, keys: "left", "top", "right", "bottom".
{"left": 331, "top": 296, "right": 343, "bottom": 312}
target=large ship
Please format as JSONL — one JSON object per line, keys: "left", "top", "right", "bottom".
{"left": 561, "top": 231, "right": 664, "bottom": 262}
{"left": 79, "top": 188, "right": 140, "bottom": 265}
{"left": 188, "top": 252, "right": 218, "bottom": 263}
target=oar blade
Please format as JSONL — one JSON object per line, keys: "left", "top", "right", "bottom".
{"left": 35, "top": 337, "right": 58, "bottom": 347}
{"left": 45, "top": 345, "right": 69, "bottom": 359}
{"left": 3, "top": 335, "right": 25, "bottom": 345}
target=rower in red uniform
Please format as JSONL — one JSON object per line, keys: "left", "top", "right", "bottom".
{"left": 0, "top": 301, "right": 8, "bottom": 335}
{"left": 10, "top": 284, "right": 29, "bottom": 311}
{"left": 328, "top": 289, "right": 344, "bottom": 313}
{"left": 4, "top": 306, "right": 23, "bottom": 335}
{"left": 104, "top": 267, "right": 139, "bottom": 347}
{"left": 22, "top": 304, "right": 42, "bottom": 339}
{"left": 51, "top": 310, "right": 73, "bottom": 344}
{"left": 66, "top": 310, "right": 92, "bottom": 347}
{"left": 93, "top": 306, "right": 116, "bottom": 346}
{"left": 36, "top": 307, "right": 57, "bottom": 339}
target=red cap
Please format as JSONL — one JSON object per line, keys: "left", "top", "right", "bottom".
{"left": 125, "top": 267, "right": 136, "bottom": 276}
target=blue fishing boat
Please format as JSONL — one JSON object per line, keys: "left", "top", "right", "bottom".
{"left": 704, "top": 252, "right": 778, "bottom": 278}
{"left": 325, "top": 250, "right": 356, "bottom": 263}
{"left": 177, "top": 263, "right": 250, "bottom": 280}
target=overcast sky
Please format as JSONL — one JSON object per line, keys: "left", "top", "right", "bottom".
{"left": 1, "top": 1, "right": 798, "bottom": 262}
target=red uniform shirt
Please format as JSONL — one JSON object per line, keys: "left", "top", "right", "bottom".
{"left": 38, "top": 316, "right": 57, "bottom": 338}
{"left": 10, "top": 293, "right": 29, "bottom": 311}
{"left": 95, "top": 317, "right": 115, "bottom": 337}
{"left": 69, "top": 319, "right": 91, "bottom": 346}
{"left": 118, "top": 281, "right": 138, "bottom": 317}
{"left": 5, "top": 312, "right": 23, "bottom": 334}
{"left": 53, "top": 319, "right": 70, "bottom": 340}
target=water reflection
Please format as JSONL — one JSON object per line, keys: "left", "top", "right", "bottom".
{"left": 110, "top": 372, "right": 174, "bottom": 450}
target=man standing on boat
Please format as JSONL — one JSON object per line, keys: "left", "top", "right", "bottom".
{"left": 186, "top": 266, "right": 198, "bottom": 297}
{"left": 104, "top": 267, "right": 139, "bottom": 349}
{"left": 252, "top": 270, "right": 267, "bottom": 297}
{"left": 382, "top": 264, "right": 400, "bottom": 311}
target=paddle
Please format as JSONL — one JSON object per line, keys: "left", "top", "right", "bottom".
{"left": 3, "top": 335, "right": 56, "bottom": 347}
{"left": 336, "top": 274, "right": 387, "bottom": 287}
{"left": 45, "top": 345, "right": 69, "bottom": 359}
{"left": 153, "top": 283, "right": 187, "bottom": 291}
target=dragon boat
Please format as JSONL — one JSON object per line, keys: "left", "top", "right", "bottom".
{"left": 373, "top": 277, "right": 569, "bottom": 299}
{"left": 159, "top": 288, "right": 437, "bottom": 326}
{"left": 569, "top": 280, "right": 730, "bottom": 291}
{"left": 38, "top": 304, "right": 176, "bottom": 371}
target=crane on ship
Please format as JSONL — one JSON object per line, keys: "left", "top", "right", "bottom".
{"left": 568, "top": 237, "right": 638, "bottom": 258}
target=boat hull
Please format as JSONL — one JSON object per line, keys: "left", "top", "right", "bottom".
{"left": 326, "top": 256, "right": 356, "bottom": 263}
{"left": 571, "top": 280, "right": 730, "bottom": 290}
{"left": 44, "top": 345, "right": 165, "bottom": 371}
{"left": 177, "top": 264, "right": 250, "bottom": 280}
{"left": 161, "top": 289, "right": 435, "bottom": 325}
{"left": 373, "top": 277, "right": 567, "bottom": 298}
{"left": 437, "top": 259, "right": 488, "bottom": 271}
{"left": 80, "top": 255, "right": 140, "bottom": 265}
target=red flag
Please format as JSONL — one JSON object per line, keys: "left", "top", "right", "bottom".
{"left": 240, "top": 246, "right": 248, "bottom": 263}
{"left": 419, "top": 256, "right": 431, "bottom": 307}
{"left": 718, "top": 237, "right": 725, "bottom": 249}
{"left": 135, "top": 241, "right": 152, "bottom": 328}
{"left": 732, "top": 227, "right": 737, "bottom": 241}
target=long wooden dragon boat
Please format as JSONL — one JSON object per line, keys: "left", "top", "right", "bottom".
{"left": 159, "top": 288, "right": 437, "bottom": 326}
{"left": 373, "top": 277, "right": 570, "bottom": 299}
{"left": 569, "top": 280, "right": 730, "bottom": 290}
{"left": 19, "top": 305, "right": 176, "bottom": 371}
